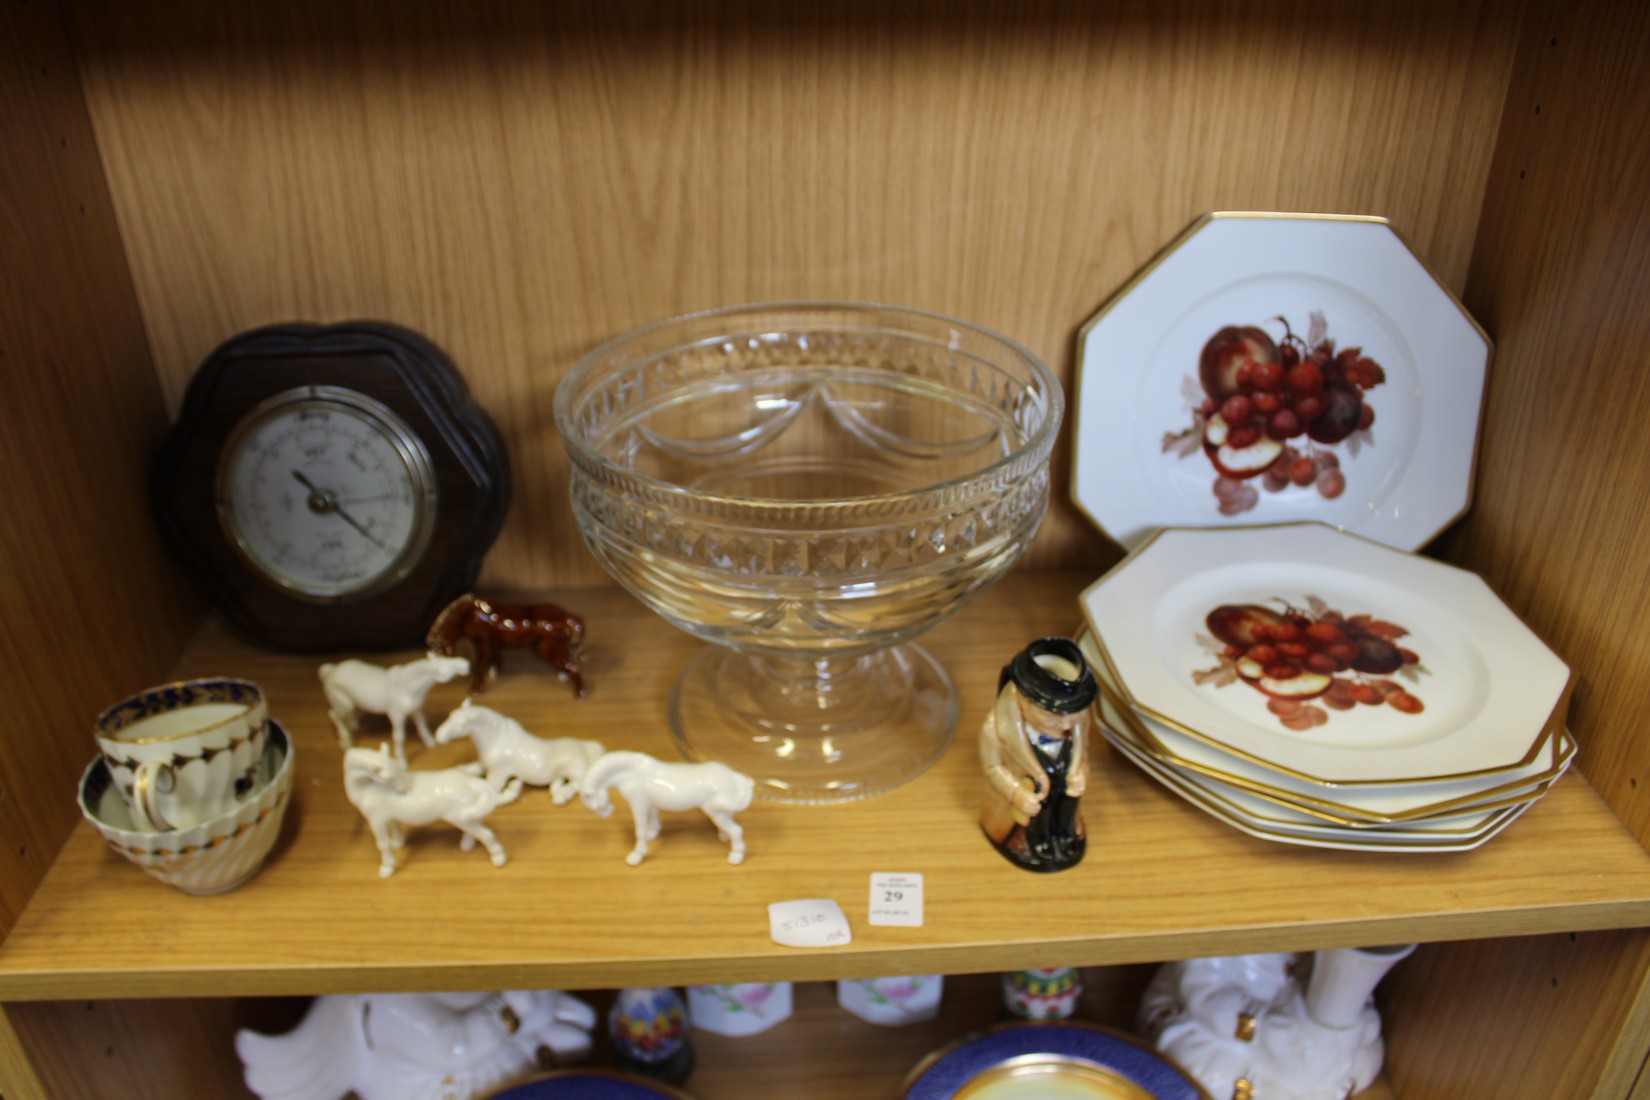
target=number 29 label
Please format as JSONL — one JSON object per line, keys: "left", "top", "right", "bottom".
{"left": 869, "top": 872, "right": 925, "bottom": 927}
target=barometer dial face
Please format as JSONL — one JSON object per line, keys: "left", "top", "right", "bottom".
{"left": 153, "top": 320, "right": 509, "bottom": 650}
{"left": 216, "top": 386, "right": 438, "bottom": 601}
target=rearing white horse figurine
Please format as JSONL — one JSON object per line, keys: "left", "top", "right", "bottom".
{"left": 433, "top": 698, "right": 606, "bottom": 805}
{"left": 579, "top": 750, "right": 755, "bottom": 866}
{"left": 320, "top": 654, "right": 470, "bottom": 759}
{"left": 343, "top": 744, "right": 522, "bottom": 879}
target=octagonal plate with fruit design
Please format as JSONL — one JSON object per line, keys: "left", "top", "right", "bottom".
{"left": 1079, "top": 524, "right": 1572, "bottom": 786}
{"left": 1091, "top": 676, "right": 1562, "bottom": 852}
{"left": 1072, "top": 212, "right": 1490, "bottom": 551}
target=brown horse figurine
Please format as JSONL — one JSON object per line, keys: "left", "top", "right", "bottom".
{"left": 426, "top": 594, "right": 587, "bottom": 697}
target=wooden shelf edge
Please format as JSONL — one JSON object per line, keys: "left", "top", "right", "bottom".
{"left": 6, "top": 894, "right": 1650, "bottom": 1003}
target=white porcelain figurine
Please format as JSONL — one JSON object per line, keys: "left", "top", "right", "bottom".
{"left": 1138, "top": 945, "right": 1416, "bottom": 1100}
{"left": 342, "top": 743, "right": 522, "bottom": 878}
{"left": 433, "top": 698, "right": 605, "bottom": 804}
{"left": 236, "top": 988, "right": 597, "bottom": 1100}
{"left": 319, "top": 654, "right": 471, "bottom": 759}
{"left": 579, "top": 750, "right": 755, "bottom": 866}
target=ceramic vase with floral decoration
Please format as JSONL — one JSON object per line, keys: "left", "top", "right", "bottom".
{"left": 837, "top": 975, "right": 944, "bottom": 1026}
{"left": 1002, "top": 966, "right": 1084, "bottom": 1019}
{"left": 609, "top": 986, "right": 694, "bottom": 1086}
{"left": 686, "top": 982, "right": 793, "bottom": 1037}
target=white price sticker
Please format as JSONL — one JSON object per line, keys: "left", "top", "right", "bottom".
{"left": 768, "top": 898, "right": 853, "bottom": 948}
{"left": 868, "top": 872, "right": 925, "bottom": 927}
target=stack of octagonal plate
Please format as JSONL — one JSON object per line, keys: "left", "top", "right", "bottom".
{"left": 1077, "top": 524, "right": 1574, "bottom": 853}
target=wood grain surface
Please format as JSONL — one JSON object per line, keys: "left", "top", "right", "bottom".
{"left": 5, "top": 0, "right": 1650, "bottom": 1095}
{"left": 1404, "top": 1, "right": 1650, "bottom": 1095}
{"left": 2, "top": 572, "right": 1647, "bottom": 1005}
{"left": 1445, "top": 0, "right": 1650, "bottom": 850}
{"left": 63, "top": 0, "right": 1519, "bottom": 588}
{"left": 1385, "top": 928, "right": 1650, "bottom": 1100}
{"left": 0, "top": 0, "right": 202, "bottom": 941}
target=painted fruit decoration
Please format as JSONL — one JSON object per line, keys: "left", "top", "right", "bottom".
{"left": 1193, "top": 596, "right": 1427, "bottom": 731}
{"left": 1165, "top": 312, "right": 1386, "bottom": 516}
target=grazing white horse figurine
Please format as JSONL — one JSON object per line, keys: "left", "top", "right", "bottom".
{"left": 579, "top": 750, "right": 755, "bottom": 866}
{"left": 433, "top": 698, "right": 606, "bottom": 805}
{"left": 236, "top": 988, "right": 597, "bottom": 1100}
{"left": 342, "top": 744, "right": 522, "bottom": 878}
{"left": 319, "top": 654, "right": 470, "bottom": 759}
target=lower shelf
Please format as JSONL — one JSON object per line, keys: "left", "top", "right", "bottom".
{"left": 685, "top": 977, "right": 1395, "bottom": 1100}
{"left": 6, "top": 973, "right": 1397, "bottom": 1099}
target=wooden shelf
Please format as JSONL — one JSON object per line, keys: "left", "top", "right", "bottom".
{"left": 8, "top": 973, "right": 1395, "bottom": 1098}
{"left": 602, "top": 977, "right": 1396, "bottom": 1100}
{"left": 4, "top": 571, "right": 1649, "bottom": 1003}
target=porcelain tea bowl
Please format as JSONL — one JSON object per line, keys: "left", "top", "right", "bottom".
{"left": 78, "top": 720, "right": 295, "bottom": 895}
{"left": 93, "top": 676, "right": 269, "bottom": 831}
{"left": 555, "top": 301, "right": 1062, "bottom": 803}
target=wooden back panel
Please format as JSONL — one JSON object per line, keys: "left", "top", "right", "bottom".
{"left": 65, "top": 0, "right": 1518, "bottom": 587}
{"left": 0, "top": 0, "right": 200, "bottom": 940}
{"left": 1442, "top": 0, "right": 1650, "bottom": 846}
{"left": 1390, "top": 0, "right": 1650, "bottom": 1095}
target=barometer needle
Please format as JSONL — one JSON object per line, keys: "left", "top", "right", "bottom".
{"left": 291, "top": 469, "right": 389, "bottom": 551}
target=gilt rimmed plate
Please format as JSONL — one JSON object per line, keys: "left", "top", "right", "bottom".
{"left": 899, "top": 1021, "right": 1209, "bottom": 1100}
{"left": 1080, "top": 524, "right": 1572, "bottom": 786}
{"left": 1112, "top": 684, "right": 1568, "bottom": 825}
{"left": 1072, "top": 211, "right": 1490, "bottom": 552}
{"left": 478, "top": 1070, "right": 697, "bottom": 1099}
{"left": 1097, "top": 678, "right": 1560, "bottom": 840}
{"left": 1076, "top": 629, "right": 1573, "bottom": 823}
{"left": 1099, "top": 695, "right": 1540, "bottom": 853}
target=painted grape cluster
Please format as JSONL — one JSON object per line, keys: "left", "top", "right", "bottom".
{"left": 1194, "top": 596, "right": 1427, "bottom": 731}
{"left": 1166, "top": 312, "right": 1386, "bottom": 515}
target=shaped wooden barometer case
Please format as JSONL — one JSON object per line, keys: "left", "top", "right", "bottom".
{"left": 152, "top": 322, "right": 509, "bottom": 650}
{"left": 980, "top": 636, "right": 1098, "bottom": 872}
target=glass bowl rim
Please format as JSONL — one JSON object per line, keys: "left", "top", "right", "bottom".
{"left": 552, "top": 299, "right": 1064, "bottom": 513}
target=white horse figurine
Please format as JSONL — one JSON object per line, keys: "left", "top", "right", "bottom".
{"left": 237, "top": 988, "right": 597, "bottom": 1100}
{"left": 342, "top": 744, "right": 522, "bottom": 878}
{"left": 433, "top": 698, "right": 605, "bottom": 805}
{"left": 579, "top": 750, "right": 755, "bottom": 866}
{"left": 319, "top": 654, "right": 471, "bottom": 759}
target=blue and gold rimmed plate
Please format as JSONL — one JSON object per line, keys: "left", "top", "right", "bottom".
{"left": 899, "top": 1022, "right": 1209, "bottom": 1100}
{"left": 478, "top": 1069, "right": 696, "bottom": 1099}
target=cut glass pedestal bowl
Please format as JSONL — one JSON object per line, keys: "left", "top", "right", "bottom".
{"left": 554, "top": 302, "right": 1062, "bottom": 803}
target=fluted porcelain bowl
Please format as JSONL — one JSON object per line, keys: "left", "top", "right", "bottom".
{"left": 555, "top": 302, "right": 1062, "bottom": 802}
{"left": 78, "top": 720, "right": 294, "bottom": 894}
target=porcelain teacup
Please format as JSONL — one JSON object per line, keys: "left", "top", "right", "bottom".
{"left": 79, "top": 720, "right": 294, "bottom": 894}
{"left": 93, "top": 677, "right": 269, "bottom": 831}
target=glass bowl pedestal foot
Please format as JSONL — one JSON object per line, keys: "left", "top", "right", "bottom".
{"left": 669, "top": 643, "right": 958, "bottom": 803}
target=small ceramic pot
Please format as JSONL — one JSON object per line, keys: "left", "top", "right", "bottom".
{"left": 610, "top": 987, "right": 694, "bottom": 1085}
{"left": 1002, "top": 967, "right": 1084, "bottom": 1019}
{"left": 837, "top": 975, "right": 944, "bottom": 1026}
{"left": 686, "top": 982, "right": 793, "bottom": 1037}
